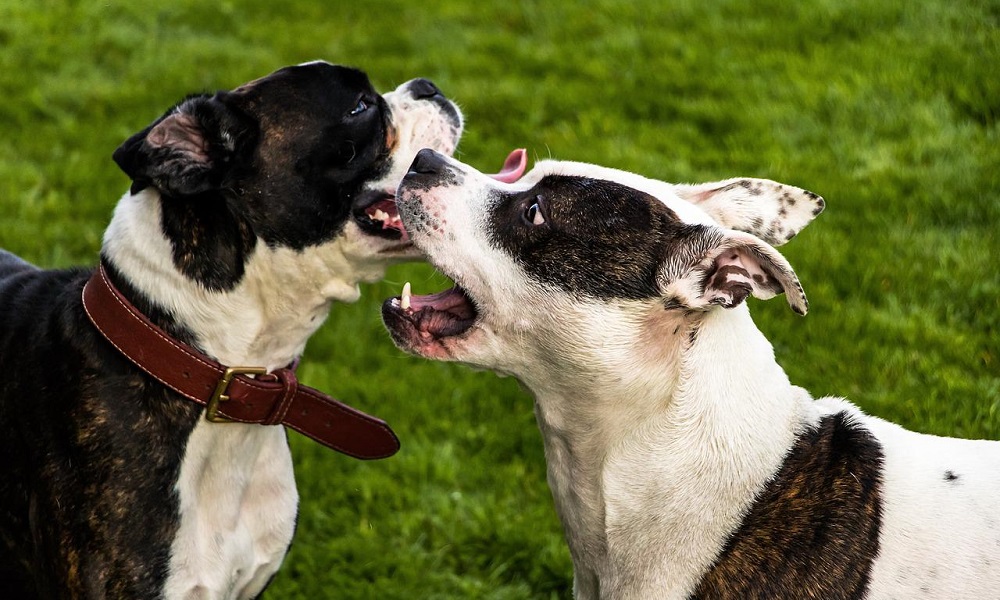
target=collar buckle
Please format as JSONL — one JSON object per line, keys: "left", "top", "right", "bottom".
{"left": 206, "top": 366, "right": 267, "bottom": 423}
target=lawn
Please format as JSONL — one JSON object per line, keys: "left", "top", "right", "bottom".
{"left": 0, "top": 0, "right": 997, "bottom": 597}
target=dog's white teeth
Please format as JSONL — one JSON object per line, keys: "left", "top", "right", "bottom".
{"left": 373, "top": 209, "right": 388, "bottom": 222}
{"left": 401, "top": 281, "right": 411, "bottom": 311}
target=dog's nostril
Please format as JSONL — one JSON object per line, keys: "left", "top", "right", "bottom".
{"left": 409, "top": 78, "right": 443, "bottom": 100}
{"left": 409, "top": 148, "right": 446, "bottom": 175}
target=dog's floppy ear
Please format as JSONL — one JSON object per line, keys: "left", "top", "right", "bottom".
{"left": 113, "top": 94, "right": 251, "bottom": 197}
{"left": 672, "top": 178, "right": 824, "bottom": 247}
{"left": 660, "top": 227, "right": 808, "bottom": 315}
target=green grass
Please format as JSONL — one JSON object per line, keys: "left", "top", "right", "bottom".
{"left": 1, "top": 0, "right": 997, "bottom": 597}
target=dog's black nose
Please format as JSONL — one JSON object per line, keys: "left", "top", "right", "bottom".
{"left": 408, "top": 78, "right": 443, "bottom": 100}
{"left": 409, "top": 148, "right": 447, "bottom": 176}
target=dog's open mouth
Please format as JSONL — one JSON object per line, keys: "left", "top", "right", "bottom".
{"left": 380, "top": 148, "right": 529, "bottom": 356}
{"left": 353, "top": 191, "right": 409, "bottom": 242}
{"left": 382, "top": 282, "right": 478, "bottom": 355}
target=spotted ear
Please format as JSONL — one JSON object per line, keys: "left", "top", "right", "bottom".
{"left": 661, "top": 228, "right": 808, "bottom": 315}
{"left": 113, "top": 94, "right": 252, "bottom": 197}
{"left": 673, "top": 178, "right": 824, "bottom": 247}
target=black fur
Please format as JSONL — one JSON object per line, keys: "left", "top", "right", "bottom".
{"left": 114, "top": 62, "right": 397, "bottom": 291}
{"left": 486, "top": 176, "right": 719, "bottom": 301}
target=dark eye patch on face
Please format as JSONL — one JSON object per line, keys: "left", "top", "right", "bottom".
{"left": 225, "top": 64, "right": 394, "bottom": 249}
{"left": 487, "top": 176, "right": 711, "bottom": 301}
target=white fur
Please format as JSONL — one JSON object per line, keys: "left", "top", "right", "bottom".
{"left": 839, "top": 399, "right": 1000, "bottom": 597}
{"left": 395, "top": 156, "right": 1000, "bottom": 599}
{"left": 101, "top": 78, "right": 462, "bottom": 599}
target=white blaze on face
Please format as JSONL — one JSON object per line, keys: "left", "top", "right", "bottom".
{"left": 325, "top": 78, "right": 467, "bottom": 283}
{"left": 396, "top": 155, "right": 531, "bottom": 308}
{"left": 366, "top": 81, "right": 464, "bottom": 195}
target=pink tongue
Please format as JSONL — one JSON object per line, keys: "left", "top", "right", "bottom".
{"left": 487, "top": 149, "right": 527, "bottom": 183}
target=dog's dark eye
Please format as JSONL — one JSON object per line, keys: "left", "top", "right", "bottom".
{"left": 349, "top": 99, "right": 368, "bottom": 116}
{"left": 523, "top": 197, "right": 545, "bottom": 226}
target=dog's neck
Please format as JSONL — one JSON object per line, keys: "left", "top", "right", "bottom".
{"left": 528, "top": 302, "right": 810, "bottom": 596}
{"left": 101, "top": 189, "right": 383, "bottom": 370}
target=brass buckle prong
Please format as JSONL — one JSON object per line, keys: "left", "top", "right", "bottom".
{"left": 206, "top": 366, "right": 267, "bottom": 423}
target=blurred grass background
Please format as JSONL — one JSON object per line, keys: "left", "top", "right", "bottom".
{"left": 0, "top": 0, "right": 997, "bottom": 597}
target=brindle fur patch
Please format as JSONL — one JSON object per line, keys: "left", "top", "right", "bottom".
{"left": 0, "top": 261, "right": 202, "bottom": 598}
{"left": 690, "top": 411, "right": 884, "bottom": 600}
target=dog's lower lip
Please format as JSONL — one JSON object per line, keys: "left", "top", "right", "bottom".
{"left": 382, "top": 284, "right": 477, "bottom": 351}
{"left": 378, "top": 241, "right": 415, "bottom": 254}
{"left": 353, "top": 194, "right": 409, "bottom": 241}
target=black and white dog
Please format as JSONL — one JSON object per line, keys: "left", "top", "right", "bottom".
{"left": 383, "top": 150, "right": 1000, "bottom": 599}
{"left": 0, "top": 61, "right": 462, "bottom": 599}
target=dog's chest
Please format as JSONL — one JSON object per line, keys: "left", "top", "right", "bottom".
{"left": 164, "top": 421, "right": 298, "bottom": 600}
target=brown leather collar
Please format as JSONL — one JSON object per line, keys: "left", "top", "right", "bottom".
{"left": 81, "top": 263, "right": 399, "bottom": 460}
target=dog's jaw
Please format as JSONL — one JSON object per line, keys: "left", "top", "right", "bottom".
{"left": 350, "top": 79, "right": 465, "bottom": 261}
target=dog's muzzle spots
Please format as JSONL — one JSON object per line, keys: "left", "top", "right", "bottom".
{"left": 395, "top": 192, "right": 439, "bottom": 236}
{"left": 395, "top": 149, "right": 469, "bottom": 236}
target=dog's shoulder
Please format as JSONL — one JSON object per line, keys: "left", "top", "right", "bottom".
{"left": 692, "top": 410, "right": 884, "bottom": 599}
{"left": 0, "top": 258, "right": 195, "bottom": 430}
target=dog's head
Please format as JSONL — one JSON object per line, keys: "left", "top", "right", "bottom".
{"left": 382, "top": 151, "right": 822, "bottom": 378}
{"left": 110, "top": 61, "right": 463, "bottom": 295}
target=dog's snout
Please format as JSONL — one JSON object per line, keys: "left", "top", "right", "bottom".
{"left": 407, "top": 78, "right": 444, "bottom": 100}
{"left": 409, "top": 149, "right": 448, "bottom": 176}
{"left": 394, "top": 77, "right": 463, "bottom": 131}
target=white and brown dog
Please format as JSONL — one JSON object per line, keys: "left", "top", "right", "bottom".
{"left": 0, "top": 62, "right": 463, "bottom": 599}
{"left": 382, "top": 149, "right": 1000, "bottom": 599}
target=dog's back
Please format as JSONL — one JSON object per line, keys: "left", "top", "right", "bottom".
{"left": 844, "top": 401, "right": 1000, "bottom": 598}
{"left": 0, "top": 248, "right": 36, "bottom": 279}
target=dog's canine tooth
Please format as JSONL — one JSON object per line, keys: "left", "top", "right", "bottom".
{"left": 373, "top": 209, "right": 388, "bottom": 222}
{"left": 401, "top": 281, "right": 411, "bottom": 311}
